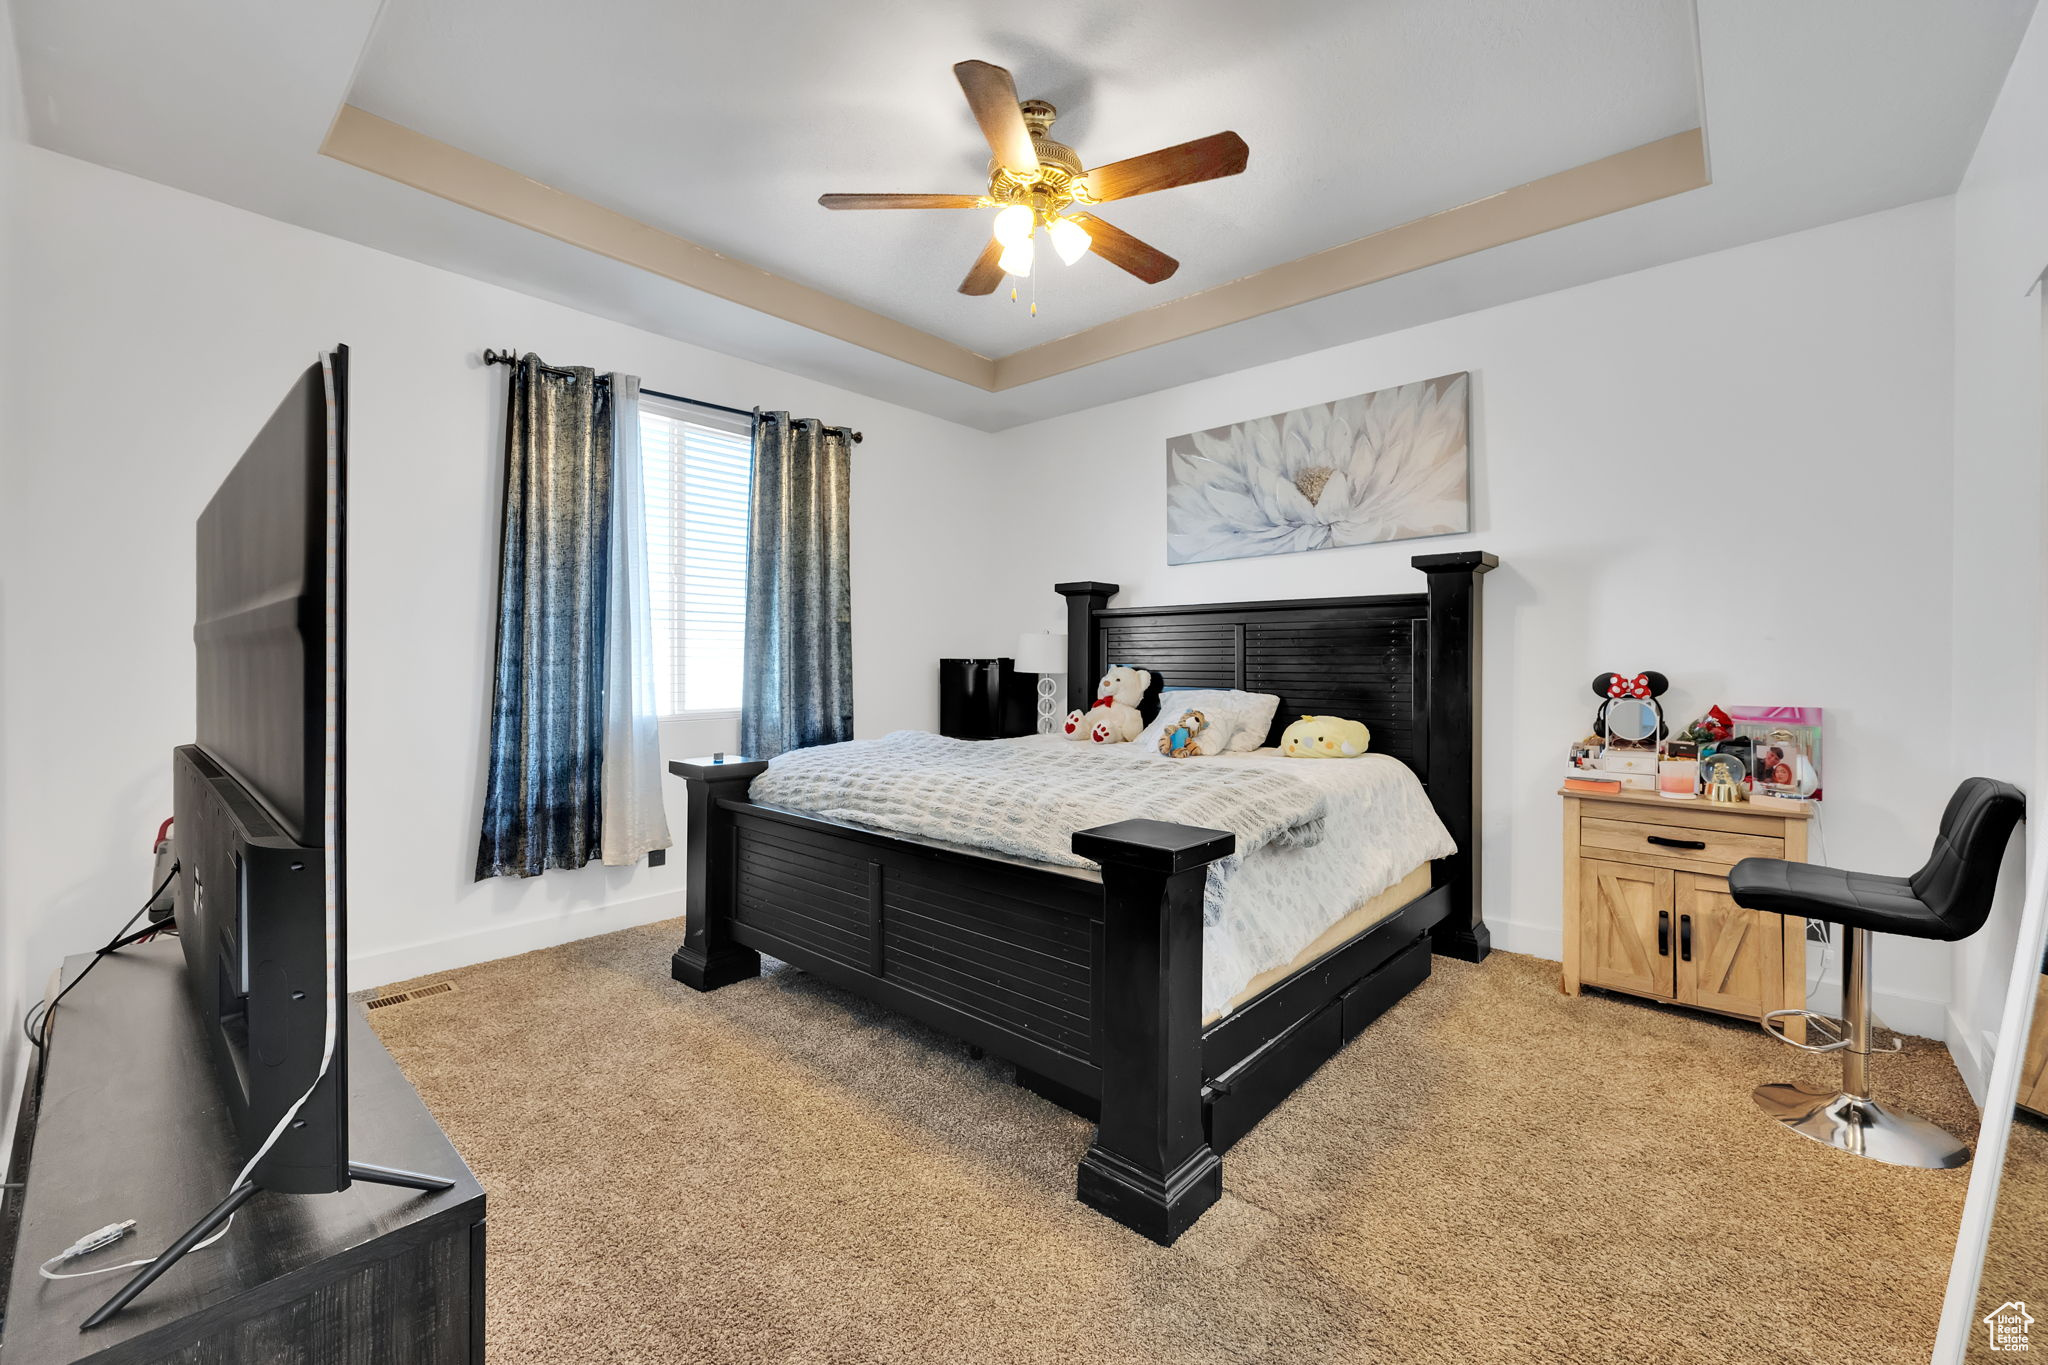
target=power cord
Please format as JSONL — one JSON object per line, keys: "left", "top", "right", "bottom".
{"left": 41, "top": 1221, "right": 135, "bottom": 1279}
{"left": 37, "top": 1214, "right": 239, "bottom": 1282}
{"left": 22, "top": 863, "right": 180, "bottom": 1066}
{"left": 40, "top": 1222, "right": 142, "bottom": 1281}
{"left": 29, "top": 846, "right": 338, "bottom": 1286}
{"left": 18, "top": 862, "right": 250, "bottom": 1281}
{"left": 1805, "top": 806, "right": 1834, "bottom": 1002}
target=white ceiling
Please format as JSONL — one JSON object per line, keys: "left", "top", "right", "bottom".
{"left": 7, "top": 0, "right": 2037, "bottom": 430}
{"left": 348, "top": 0, "right": 1703, "bottom": 358}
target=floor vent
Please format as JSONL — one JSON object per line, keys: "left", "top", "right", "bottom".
{"left": 364, "top": 982, "right": 456, "bottom": 1010}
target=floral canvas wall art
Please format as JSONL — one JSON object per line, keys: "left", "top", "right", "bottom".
{"left": 1165, "top": 372, "right": 1470, "bottom": 565}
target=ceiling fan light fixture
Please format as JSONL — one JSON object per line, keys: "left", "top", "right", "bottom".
{"left": 998, "top": 237, "right": 1036, "bottom": 277}
{"left": 993, "top": 204, "right": 1035, "bottom": 248}
{"left": 1047, "top": 215, "right": 1091, "bottom": 266}
{"left": 828, "top": 59, "right": 1244, "bottom": 301}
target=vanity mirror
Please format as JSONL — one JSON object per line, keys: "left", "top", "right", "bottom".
{"left": 1602, "top": 697, "right": 1660, "bottom": 749}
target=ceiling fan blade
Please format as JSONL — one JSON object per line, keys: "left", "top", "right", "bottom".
{"left": 954, "top": 60, "right": 1038, "bottom": 173}
{"left": 958, "top": 237, "right": 1006, "bottom": 295}
{"left": 1080, "top": 131, "right": 1249, "bottom": 203}
{"left": 1069, "top": 214, "right": 1178, "bottom": 284}
{"left": 818, "top": 193, "right": 984, "bottom": 210}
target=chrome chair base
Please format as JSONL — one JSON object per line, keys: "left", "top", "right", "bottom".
{"left": 1753, "top": 1083, "right": 1970, "bottom": 1170}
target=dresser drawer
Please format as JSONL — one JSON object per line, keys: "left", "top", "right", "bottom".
{"left": 1579, "top": 816, "right": 1785, "bottom": 869}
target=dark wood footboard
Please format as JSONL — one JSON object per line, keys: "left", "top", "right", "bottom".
{"left": 668, "top": 552, "right": 1492, "bottom": 1244}
{"left": 670, "top": 758, "right": 1237, "bottom": 1238}
{"left": 669, "top": 760, "right": 1448, "bottom": 1244}
{"left": 1070, "top": 820, "right": 1231, "bottom": 1241}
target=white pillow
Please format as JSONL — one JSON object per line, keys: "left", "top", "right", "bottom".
{"left": 1137, "top": 689, "right": 1281, "bottom": 754}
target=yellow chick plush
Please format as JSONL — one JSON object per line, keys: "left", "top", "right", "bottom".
{"left": 1280, "top": 714, "right": 1371, "bottom": 758}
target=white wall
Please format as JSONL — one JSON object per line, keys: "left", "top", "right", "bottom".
{"left": 1945, "top": 6, "right": 2048, "bottom": 1099}
{"left": 0, "top": 142, "right": 1003, "bottom": 1090}
{"left": 0, "top": 0, "right": 21, "bottom": 144}
{"left": 0, "top": 0, "right": 28, "bottom": 1160}
{"left": 977, "top": 200, "right": 1964, "bottom": 1033}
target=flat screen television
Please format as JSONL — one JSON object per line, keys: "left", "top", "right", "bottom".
{"left": 86, "top": 346, "right": 447, "bottom": 1331}
{"left": 175, "top": 344, "right": 350, "bottom": 1195}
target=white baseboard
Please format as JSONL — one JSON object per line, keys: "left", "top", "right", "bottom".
{"left": 1947, "top": 1006, "right": 1995, "bottom": 1106}
{"left": 349, "top": 888, "right": 687, "bottom": 992}
{"left": 1799, "top": 978, "right": 1952, "bottom": 1042}
{"left": 1485, "top": 917, "right": 1562, "bottom": 962}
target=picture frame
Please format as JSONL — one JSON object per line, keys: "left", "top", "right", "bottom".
{"left": 1727, "top": 706, "right": 1822, "bottom": 799}
{"left": 1165, "top": 372, "right": 1471, "bottom": 565}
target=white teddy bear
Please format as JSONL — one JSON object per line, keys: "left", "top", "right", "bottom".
{"left": 1063, "top": 665, "right": 1153, "bottom": 744}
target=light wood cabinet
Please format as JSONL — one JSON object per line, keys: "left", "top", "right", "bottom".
{"left": 1563, "top": 788, "right": 1811, "bottom": 1031}
{"left": 1676, "top": 871, "right": 1784, "bottom": 1018}
{"left": 2017, "top": 976, "right": 2048, "bottom": 1118}
{"left": 1581, "top": 859, "right": 1673, "bottom": 998}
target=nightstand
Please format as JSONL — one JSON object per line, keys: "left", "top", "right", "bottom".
{"left": 1561, "top": 787, "right": 1813, "bottom": 1035}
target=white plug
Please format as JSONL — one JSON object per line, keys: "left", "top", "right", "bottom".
{"left": 38, "top": 1219, "right": 152, "bottom": 1280}
{"left": 60, "top": 1221, "right": 136, "bottom": 1261}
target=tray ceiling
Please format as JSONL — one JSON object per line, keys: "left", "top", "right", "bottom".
{"left": 344, "top": 0, "right": 1704, "bottom": 360}
{"left": 8, "top": 0, "right": 2035, "bottom": 428}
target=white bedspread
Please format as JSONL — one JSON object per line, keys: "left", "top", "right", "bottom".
{"left": 750, "top": 733, "right": 1454, "bottom": 1018}
{"left": 751, "top": 728, "right": 1328, "bottom": 876}
{"left": 1194, "top": 748, "right": 1455, "bottom": 1015}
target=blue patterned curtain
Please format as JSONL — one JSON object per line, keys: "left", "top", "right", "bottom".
{"left": 476, "top": 355, "right": 614, "bottom": 879}
{"left": 740, "top": 413, "right": 852, "bottom": 759}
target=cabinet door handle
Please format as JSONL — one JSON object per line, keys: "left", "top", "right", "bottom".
{"left": 1680, "top": 914, "right": 1693, "bottom": 962}
{"left": 1658, "top": 910, "right": 1670, "bottom": 957}
{"left": 1647, "top": 835, "right": 1707, "bottom": 850}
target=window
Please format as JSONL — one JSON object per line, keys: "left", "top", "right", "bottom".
{"left": 638, "top": 396, "right": 751, "bottom": 716}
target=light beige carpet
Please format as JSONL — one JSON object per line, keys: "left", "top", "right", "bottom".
{"left": 368, "top": 924, "right": 1977, "bottom": 1365}
{"left": 1970, "top": 1109, "right": 2048, "bottom": 1361}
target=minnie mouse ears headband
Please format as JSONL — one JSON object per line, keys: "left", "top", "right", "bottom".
{"left": 1592, "top": 671, "right": 1669, "bottom": 700}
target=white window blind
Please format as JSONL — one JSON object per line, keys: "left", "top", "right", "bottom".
{"left": 638, "top": 396, "right": 752, "bottom": 716}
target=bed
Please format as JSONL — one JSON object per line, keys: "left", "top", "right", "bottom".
{"left": 667, "top": 550, "right": 1495, "bottom": 1244}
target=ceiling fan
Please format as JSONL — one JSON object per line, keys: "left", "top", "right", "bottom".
{"left": 820, "top": 60, "right": 1250, "bottom": 298}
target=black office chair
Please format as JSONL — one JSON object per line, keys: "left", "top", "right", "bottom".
{"left": 1729, "top": 777, "right": 2025, "bottom": 1169}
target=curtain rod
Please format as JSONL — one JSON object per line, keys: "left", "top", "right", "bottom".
{"left": 480, "top": 348, "right": 862, "bottom": 443}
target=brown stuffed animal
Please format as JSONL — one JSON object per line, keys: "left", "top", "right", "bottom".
{"left": 1157, "top": 709, "right": 1213, "bottom": 758}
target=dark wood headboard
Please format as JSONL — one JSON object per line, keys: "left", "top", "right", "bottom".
{"left": 1053, "top": 550, "right": 1497, "bottom": 961}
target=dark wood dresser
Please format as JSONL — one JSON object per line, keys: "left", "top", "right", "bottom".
{"left": 1, "top": 941, "right": 484, "bottom": 1363}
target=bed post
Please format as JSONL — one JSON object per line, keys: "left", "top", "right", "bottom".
{"left": 1071, "top": 819, "right": 1232, "bottom": 1245}
{"left": 668, "top": 756, "right": 767, "bottom": 990}
{"left": 1054, "top": 581, "right": 1117, "bottom": 715}
{"left": 1413, "top": 551, "right": 1497, "bottom": 963}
